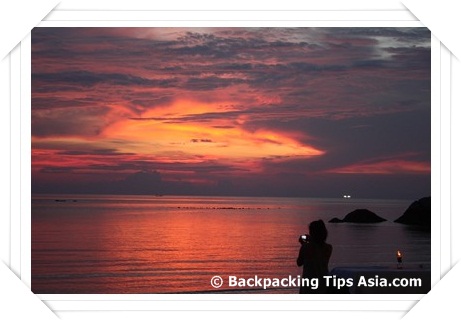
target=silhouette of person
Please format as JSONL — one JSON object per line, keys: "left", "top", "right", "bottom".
{"left": 296, "top": 219, "right": 333, "bottom": 294}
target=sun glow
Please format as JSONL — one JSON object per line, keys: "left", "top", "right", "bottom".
{"left": 101, "top": 100, "right": 325, "bottom": 160}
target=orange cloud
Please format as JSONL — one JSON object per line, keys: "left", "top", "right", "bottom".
{"left": 327, "top": 159, "right": 430, "bottom": 175}
{"left": 101, "top": 99, "right": 325, "bottom": 161}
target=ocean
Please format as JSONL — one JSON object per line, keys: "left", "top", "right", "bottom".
{"left": 31, "top": 195, "right": 431, "bottom": 294}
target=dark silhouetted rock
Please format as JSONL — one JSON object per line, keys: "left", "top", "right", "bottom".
{"left": 329, "top": 217, "right": 343, "bottom": 223}
{"left": 342, "top": 209, "right": 387, "bottom": 223}
{"left": 394, "top": 197, "right": 430, "bottom": 228}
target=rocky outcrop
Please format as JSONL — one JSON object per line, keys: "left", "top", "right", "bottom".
{"left": 330, "top": 209, "right": 387, "bottom": 223}
{"left": 394, "top": 197, "right": 430, "bottom": 228}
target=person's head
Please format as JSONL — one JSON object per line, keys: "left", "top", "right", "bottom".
{"left": 309, "top": 219, "right": 328, "bottom": 243}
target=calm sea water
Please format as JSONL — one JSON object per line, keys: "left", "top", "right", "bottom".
{"left": 31, "top": 195, "right": 431, "bottom": 294}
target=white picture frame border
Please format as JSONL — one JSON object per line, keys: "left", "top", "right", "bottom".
{"left": 12, "top": 8, "right": 447, "bottom": 316}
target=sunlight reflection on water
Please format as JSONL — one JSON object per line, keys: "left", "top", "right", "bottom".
{"left": 32, "top": 195, "right": 430, "bottom": 294}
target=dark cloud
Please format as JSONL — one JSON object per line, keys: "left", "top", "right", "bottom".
{"left": 246, "top": 108, "right": 430, "bottom": 171}
{"left": 33, "top": 71, "right": 178, "bottom": 88}
{"left": 40, "top": 166, "right": 75, "bottom": 174}
{"left": 384, "top": 46, "right": 431, "bottom": 70}
{"left": 32, "top": 106, "right": 112, "bottom": 137}
{"left": 32, "top": 97, "right": 101, "bottom": 110}
{"left": 184, "top": 76, "right": 245, "bottom": 91}
{"left": 191, "top": 139, "right": 213, "bottom": 143}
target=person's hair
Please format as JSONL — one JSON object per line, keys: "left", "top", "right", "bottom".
{"left": 309, "top": 219, "right": 328, "bottom": 244}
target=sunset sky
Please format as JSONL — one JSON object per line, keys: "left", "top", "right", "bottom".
{"left": 31, "top": 27, "right": 431, "bottom": 199}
